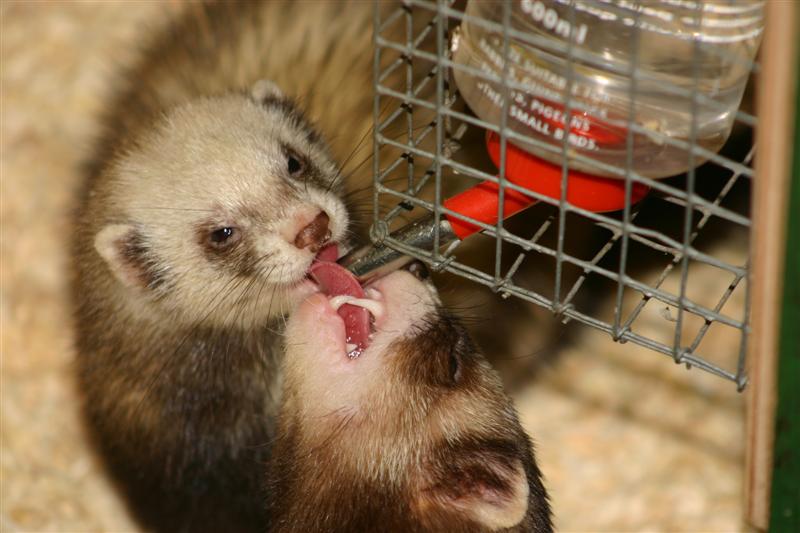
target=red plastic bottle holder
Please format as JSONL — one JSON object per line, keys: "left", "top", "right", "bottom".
{"left": 442, "top": 131, "right": 650, "bottom": 239}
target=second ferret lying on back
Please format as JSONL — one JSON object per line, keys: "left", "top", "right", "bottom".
{"left": 270, "top": 261, "right": 552, "bottom": 532}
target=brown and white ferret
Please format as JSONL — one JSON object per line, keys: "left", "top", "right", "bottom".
{"left": 74, "top": 82, "right": 354, "bottom": 533}
{"left": 72, "top": 3, "right": 377, "bottom": 531}
{"left": 270, "top": 261, "right": 551, "bottom": 532}
{"left": 70, "top": 1, "right": 551, "bottom": 531}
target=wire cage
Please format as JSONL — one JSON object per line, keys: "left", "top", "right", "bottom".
{"left": 370, "top": 0, "right": 760, "bottom": 390}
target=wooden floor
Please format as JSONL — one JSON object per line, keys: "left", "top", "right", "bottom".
{"left": 1, "top": 2, "right": 751, "bottom": 531}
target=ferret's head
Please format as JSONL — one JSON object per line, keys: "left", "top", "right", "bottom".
{"left": 274, "top": 264, "right": 551, "bottom": 532}
{"left": 91, "top": 81, "right": 347, "bottom": 327}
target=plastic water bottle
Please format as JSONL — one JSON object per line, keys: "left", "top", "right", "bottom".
{"left": 451, "top": 0, "right": 764, "bottom": 179}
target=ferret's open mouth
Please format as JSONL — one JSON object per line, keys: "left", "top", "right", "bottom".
{"left": 308, "top": 244, "right": 382, "bottom": 357}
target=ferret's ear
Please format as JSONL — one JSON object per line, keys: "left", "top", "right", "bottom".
{"left": 94, "top": 224, "right": 152, "bottom": 290}
{"left": 251, "top": 79, "right": 285, "bottom": 103}
{"left": 417, "top": 449, "right": 530, "bottom": 531}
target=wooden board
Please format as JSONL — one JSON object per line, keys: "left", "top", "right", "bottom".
{"left": 746, "top": 1, "right": 799, "bottom": 529}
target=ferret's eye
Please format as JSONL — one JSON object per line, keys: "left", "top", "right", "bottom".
{"left": 448, "top": 351, "right": 462, "bottom": 384}
{"left": 208, "top": 227, "right": 238, "bottom": 248}
{"left": 286, "top": 150, "right": 305, "bottom": 177}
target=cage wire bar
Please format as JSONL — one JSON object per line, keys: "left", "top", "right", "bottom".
{"left": 371, "top": 0, "right": 755, "bottom": 389}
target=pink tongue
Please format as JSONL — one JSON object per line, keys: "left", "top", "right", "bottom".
{"left": 315, "top": 243, "right": 339, "bottom": 263}
{"left": 309, "top": 249, "right": 370, "bottom": 350}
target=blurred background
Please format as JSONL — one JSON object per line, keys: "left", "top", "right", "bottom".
{"left": 1, "top": 2, "right": 754, "bottom": 531}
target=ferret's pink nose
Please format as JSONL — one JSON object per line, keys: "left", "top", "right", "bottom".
{"left": 294, "top": 211, "right": 331, "bottom": 252}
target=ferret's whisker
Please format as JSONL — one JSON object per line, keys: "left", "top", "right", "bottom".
{"left": 127, "top": 206, "right": 217, "bottom": 212}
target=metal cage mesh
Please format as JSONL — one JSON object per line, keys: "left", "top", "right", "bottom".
{"left": 371, "top": 0, "right": 756, "bottom": 389}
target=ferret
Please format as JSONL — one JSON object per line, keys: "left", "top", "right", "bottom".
{"left": 74, "top": 83, "right": 348, "bottom": 533}
{"left": 271, "top": 260, "right": 551, "bottom": 532}
{"left": 72, "top": 2, "right": 374, "bottom": 531}
{"left": 71, "top": 1, "right": 551, "bottom": 531}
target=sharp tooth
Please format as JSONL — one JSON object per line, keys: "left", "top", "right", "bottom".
{"left": 347, "top": 346, "right": 362, "bottom": 359}
{"left": 346, "top": 343, "right": 358, "bottom": 353}
{"left": 343, "top": 297, "right": 385, "bottom": 319}
{"left": 329, "top": 295, "right": 356, "bottom": 311}
{"left": 329, "top": 295, "right": 385, "bottom": 319}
